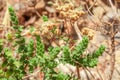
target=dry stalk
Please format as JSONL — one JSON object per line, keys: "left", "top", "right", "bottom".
{"left": 73, "top": 21, "right": 82, "bottom": 41}
{"left": 84, "top": 67, "right": 96, "bottom": 80}
{"left": 70, "top": 21, "right": 82, "bottom": 51}
{"left": 73, "top": 21, "right": 83, "bottom": 80}
{"left": 85, "top": 1, "right": 95, "bottom": 17}
{"left": 88, "top": 0, "right": 97, "bottom": 10}
{"left": 83, "top": 67, "right": 90, "bottom": 80}
{"left": 109, "top": 20, "right": 117, "bottom": 80}
{"left": 96, "top": 67, "right": 104, "bottom": 80}
{"left": 108, "top": 0, "right": 119, "bottom": 18}
{"left": 2, "top": 0, "right": 11, "bottom": 26}
{"left": 76, "top": 65, "right": 81, "bottom": 80}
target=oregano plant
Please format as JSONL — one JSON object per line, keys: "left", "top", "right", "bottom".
{"left": 61, "top": 36, "right": 105, "bottom": 68}
{"left": 0, "top": 6, "right": 106, "bottom": 80}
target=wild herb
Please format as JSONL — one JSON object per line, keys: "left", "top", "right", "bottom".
{"left": 0, "top": 6, "right": 105, "bottom": 80}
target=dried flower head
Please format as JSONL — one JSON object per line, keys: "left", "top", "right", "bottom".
{"left": 40, "top": 21, "right": 61, "bottom": 39}
{"left": 54, "top": 2, "right": 85, "bottom": 21}
{"left": 81, "top": 28, "right": 95, "bottom": 40}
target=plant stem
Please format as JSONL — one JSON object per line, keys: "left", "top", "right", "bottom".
{"left": 76, "top": 65, "right": 80, "bottom": 80}
{"left": 108, "top": 0, "right": 118, "bottom": 18}
{"left": 109, "top": 21, "right": 116, "bottom": 80}
{"left": 74, "top": 21, "right": 82, "bottom": 41}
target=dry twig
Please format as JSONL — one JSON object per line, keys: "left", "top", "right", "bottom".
{"left": 109, "top": 19, "right": 117, "bottom": 80}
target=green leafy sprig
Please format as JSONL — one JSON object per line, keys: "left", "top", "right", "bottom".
{"left": 62, "top": 36, "right": 105, "bottom": 68}
{"left": 8, "top": 6, "right": 19, "bottom": 26}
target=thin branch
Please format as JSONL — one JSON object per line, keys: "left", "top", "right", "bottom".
{"left": 108, "top": 0, "right": 119, "bottom": 18}
{"left": 88, "top": 0, "right": 97, "bottom": 10}
{"left": 73, "top": 21, "right": 82, "bottom": 41}
{"left": 70, "top": 21, "right": 83, "bottom": 50}
{"left": 85, "top": 0, "right": 97, "bottom": 17}
{"left": 84, "top": 67, "right": 96, "bottom": 80}
{"left": 76, "top": 65, "right": 81, "bottom": 80}
{"left": 109, "top": 19, "right": 116, "bottom": 80}
{"left": 83, "top": 67, "right": 90, "bottom": 80}
{"left": 96, "top": 67, "right": 104, "bottom": 80}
